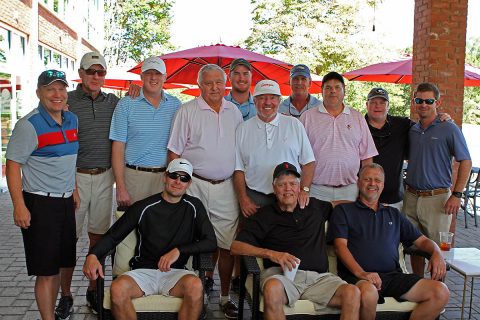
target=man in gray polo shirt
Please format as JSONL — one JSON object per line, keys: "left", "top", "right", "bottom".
{"left": 57, "top": 52, "right": 119, "bottom": 318}
{"left": 404, "top": 82, "right": 471, "bottom": 277}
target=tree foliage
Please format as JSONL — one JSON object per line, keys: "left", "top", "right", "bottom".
{"left": 464, "top": 37, "right": 480, "bottom": 124}
{"left": 104, "top": 0, "right": 175, "bottom": 66}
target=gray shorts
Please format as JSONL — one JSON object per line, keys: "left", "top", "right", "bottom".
{"left": 260, "top": 267, "right": 346, "bottom": 310}
{"left": 123, "top": 268, "right": 196, "bottom": 296}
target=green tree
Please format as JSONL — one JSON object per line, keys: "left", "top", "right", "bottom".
{"left": 464, "top": 37, "right": 480, "bottom": 124}
{"left": 104, "top": 0, "right": 175, "bottom": 66}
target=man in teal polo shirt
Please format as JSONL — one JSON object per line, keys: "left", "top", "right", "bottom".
{"left": 225, "top": 58, "right": 256, "bottom": 120}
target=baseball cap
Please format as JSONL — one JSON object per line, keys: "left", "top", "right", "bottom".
{"left": 253, "top": 80, "right": 281, "bottom": 97}
{"left": 141, "top": 56, "right": 166, "bottom": 74}
{"left": 166, "top": 158, "right": 193, "bottom": 178}
{"left": 273, "top": 162, "right": 301, "bottom": 180}
{"left": 37, "top": 69, "right": 69, "bottom": 87}
{"left": 230, "top": 58, "right": 252, "bottom": 72}
{"left": 290, "top": 64, "right": 311, "bottom": 79}
{"left": 80, "top": 52, "right": 107, "bottom": 69}
{"left": 367, "top": 87, "right": 389, "bottom": 102}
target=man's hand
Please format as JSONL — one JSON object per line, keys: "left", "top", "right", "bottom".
{"left": 73, "top": 189, "right": 80, "bottom": 210}
{"left": 427, "top": 251, "right": 447, "bottom": 280}
{"left": 13, "top": 204, "right": 31, "bottom": 229}
{"left": 158, "top": 248, "right": 180, "bottom": 272}
{"left": 83, "top": 254, "right": 104, "bottom": 280}
{"left": 269, "top": 251, "right": 300, "bottom": 271}
{"left": 438, "top": 112, "right": 452, "bottom": 122}
{"left": 116, "top": 186, "right": 132, "bottom": 207}
{"left": 127, "top": 84, "right": 141, "bottom": 98}
{"left": 239, "top": 195, "right": 259, "bottom": 218}
{"left": 357, "top": 271, "right": 382, "bottom": 290}
{"left": 444, "top": 195, "right": 461, "bottom": 215}
{"left": 298, "top": 190, "right": 310, "bottom": 209}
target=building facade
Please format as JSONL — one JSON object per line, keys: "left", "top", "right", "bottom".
{"left": 0, "top": 0, "right": 105, "bottom": 190}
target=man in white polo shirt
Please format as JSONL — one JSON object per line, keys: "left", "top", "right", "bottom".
{"left": 234, "top": 79, "right": 315, "bottom": 217}
{"left": 300, "top": 71, "right": 377, "bottom": 205}
{"left": 167, "top": 64, "right": 243, "bottom": 319}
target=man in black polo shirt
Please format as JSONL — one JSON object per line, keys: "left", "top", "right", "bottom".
{"left": 231, "top": 162, "right": 360, "bottom": 319}
{"left": 328, "top": 163, "right": 449, "bottom": 320}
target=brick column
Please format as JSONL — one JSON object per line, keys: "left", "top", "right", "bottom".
{"left": 412, "top": 0, "right": 468, "bottom": 125}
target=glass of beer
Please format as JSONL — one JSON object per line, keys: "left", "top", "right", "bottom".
{"left": 439, "top": 232, "right": 454, "bottom": 251}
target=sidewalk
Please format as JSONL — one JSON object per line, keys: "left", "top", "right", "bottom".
{"left": 0, "top": 191, "right": 479, "bottom": 319}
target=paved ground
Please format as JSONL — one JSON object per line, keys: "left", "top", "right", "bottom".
{"left": 1, "top": 191, "right": 480, "bottom": 319}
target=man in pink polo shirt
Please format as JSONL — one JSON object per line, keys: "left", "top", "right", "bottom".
{"left": 300, "top": 71, "right": 378, "bottom": 205}
{"left": 167, "top": 64, "right": 243, "bottom": 319}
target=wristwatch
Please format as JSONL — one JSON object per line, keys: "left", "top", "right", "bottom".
{"left": 302, "top": 186, "right": 310, "bottom": 193}
{"left": 452, "top": 191, "right": 463, "bottom": 198}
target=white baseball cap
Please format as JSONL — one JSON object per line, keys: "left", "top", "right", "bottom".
{"left": 80, "top": 52, "right": 107, "bottom": 69}
{"left": 141, "top": 56, "right": 166, "bottom": 74}
{"left": 253, "top": 80, "right": 281, "bottom": 97}
{"left": 166, "top": 158, "right": 193, "bottom": 178}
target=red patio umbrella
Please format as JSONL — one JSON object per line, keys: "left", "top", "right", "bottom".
{"left": 128, "top": 44, "right": 323, "bottom": 95}
{"left": 343, "top": 57, "right": 480, "bottom": 86}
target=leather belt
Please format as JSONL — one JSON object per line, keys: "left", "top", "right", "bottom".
{"left": 406, "top": 185, "right": 450, "bottom": 197}
{"left": 126, "top": 164, "right": 166, "bottom": 173}
{"left": 325, "top": 184, "right": 348, "bottom": 188}
{"left": 28, "top": 190, "right": 74, "bottom": 198}
{"left": 77, "top": 167, "right": 110, "bottom": 175}
{"left": 192, "top": 173, "right": 227, "bottom": 185}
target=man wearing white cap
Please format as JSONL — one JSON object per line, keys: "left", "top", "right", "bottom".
{"left": 110, "top": 56, "right": 181, "bottom": 208}
{"left": 234, "top": 79, "right": 315, "bottom": 218}
{"left": 83, "top": 158, "right": 216, "bottom": 320}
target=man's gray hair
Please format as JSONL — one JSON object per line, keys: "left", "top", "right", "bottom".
{"left": 358, "top": 163, "right": 385, "bottom": 179}
{"left": 197, "top": 64, "right": 227, "bottom": 85}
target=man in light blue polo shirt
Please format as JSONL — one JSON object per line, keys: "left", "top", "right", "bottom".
{"left": 110, "top": 56, "right": 181, "bottom": 207}
{"left": 278, "top": 64, "right": 322, "bottom": 117}
{"left": 225, "top": 58, "right": 256, "bottom": 120}
{"left": 404, "top": 82, "right": 472, "bottom": 277}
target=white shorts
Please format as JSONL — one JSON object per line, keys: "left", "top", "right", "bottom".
{"left": 187, "top": 177, "right": 239, "bottom": 249}
{"left": 310, "top": 183, "right": 358, "bottom": 202}
{"left": 75, "top": 169, "right": 114, "bottom": 236}
{"left": 122, "top": 268, "right": 196, "bottom": 296}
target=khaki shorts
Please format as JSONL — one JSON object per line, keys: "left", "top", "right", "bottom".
{"left": 403, "top": 190, "right": 452, "bottom": 244}
{"left": 125, "top": 166, "right": 165, "bottom": 203}
{"left": 310, "top": 183, "right": 358, "bottom": 202}
{"left": 122, "top": 268, "right": 196, "bottom": 296}
{"left": 260, "top": 267, "right": 346, "bottom": 310}
{"left": 188, "top": 177, "right": 239, "bottom": 249}
{"left": 76, "top": 169, "right": 114, "bottom": 236}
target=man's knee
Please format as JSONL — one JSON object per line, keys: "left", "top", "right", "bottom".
{"left": 183, "top": 275, "right": 203, "bottom": 301}
{"left": 337, "top": 283, "right": 361, "bottom": 308}
{"left": 357, "top": 281, "right": 378, "bottom": 306}
{"left": 427, "top": 280, "right": 450, "bottom": 305}
{"left": 110, "top": 277, "right": 132, "bottom": 306}
{"left": 263, "top": 279, "right": 287, "bottom": 306}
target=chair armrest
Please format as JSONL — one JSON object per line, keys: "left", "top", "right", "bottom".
{"left": 239, "top": 256, "right": 261, "bottom": 320}
{"left": 403, "top": 246, "right": 431, "bottom": 259}
{"left": 242, "top": 255, "right": 261, "bottom": 275}
{"left": 192, "top": 252, "right": 214, "bottom": 272}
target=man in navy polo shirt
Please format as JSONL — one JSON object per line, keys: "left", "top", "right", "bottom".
{"left": 6, "top": 70, "right": 79, "bottom": 320}
{"left": 329, "top": 163, "right": 449, "bottom": 320}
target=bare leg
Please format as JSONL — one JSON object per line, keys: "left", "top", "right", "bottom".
{"left": 263, "top": 278, "right": 288, "bottom": 320}
{"left": 327, "top": 283, "right": 361, "bottom": 320}
{"left": 218, "top": 248, "right": 234, "bottom": 296}
{"left": 401, "top": 279, "right": 449, "bottom": 320}
{"left": 169, "top": 274, "right": 204, "bottom": 320}
{"left": 110, "top": 275, "right": 144, "bottom": 320}
{"left": 411, "top": 255, "right": 425, "bottom": 278}
{"left": 36, "top": 275, "right": 60, "bottom": 320}
{"left": 355, "top": 281, "right": 377, "bottom": 320}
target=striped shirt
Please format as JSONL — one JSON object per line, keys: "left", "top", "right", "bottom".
{"left": 278, "top": 95, "right": 322, "bottom": 117}
{"left": 6, "top": 104, "right": 79, "bottom": 193}
{"left": 68, "top": 85, "right": 119, "bottom": 168}
{"left": 300, "top": 103, "right": 377, "bottom": 186}
{"left": 109, "top": 89, "right": 181, "bottom": 167}
{"left": 225, "top": 93, "right": 256, "bottom": 121}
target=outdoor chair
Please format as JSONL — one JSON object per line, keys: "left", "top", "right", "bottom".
{"left": 461, "top": 166, "right": 480, "bottom": 228}
{"left": 238, "top": 245, "right": 420, "bottom": 320}
{"left": 94, "top": 209, "right": 213, "bottom": 320}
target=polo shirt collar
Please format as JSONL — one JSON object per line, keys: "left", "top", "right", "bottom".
{"left": 73, "top": 84, "right": 107, "bottom": 100}
{"left": 139, "top": 88, "right": 167, "bottom": 103}
{"left": 365, "top": 114, "right": 391, "bottom": 131}
{"left": 255, "top": 113, "right": 280, "bottom": 128}
{"left": 38, "top": 103, "right": 67, "bottom": 127}
{"left": 226, "top": 92, "right": 254, "bottom": 107}
{"left": 354, "top": 199, "right": 385, "bottom": 213}
{"left": 318, "top": 102, "right": 350, "bottom": 115}
{"left": 272, "top": 201, "right": 299, "bottom": 214}
{"left": 197, "top": 96, "right": 233, "bottom": 112}
{"left": 415, "top": 116, "right": 441, "bottom": 131}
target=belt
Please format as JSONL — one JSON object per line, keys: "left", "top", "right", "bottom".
{"left": 76, "top": 167, "right": 110, "bottom": 175}
{"left": 406, "top": 185, "right": 450, "bottom": 197}
{"left": 192, "top": 173, "right": 227, "bottom": 185}
{"left": 28, "top": 190, "right": 74, "bottom": 198}
{"left": 324, "top": 184, "right": 348, "bottom": 188}
{"left": 126, "top": 164, "right": 166, "bottom": 173}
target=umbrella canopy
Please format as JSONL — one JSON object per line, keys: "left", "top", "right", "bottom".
{"left": 128, "top": 44, "right": 323, "bottom": 95}
{"left": 343, "top": 57, "right": 480, "bottom": 86}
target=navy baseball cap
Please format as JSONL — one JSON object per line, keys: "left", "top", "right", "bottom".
{"left": 290, "top": 64, "right": 311, "bottom": 79}
{"left": 37, "top": 69, "right": 68, "bottom": 88}
{"left": 367, "top": 87, "right": 389, "bottom": 102}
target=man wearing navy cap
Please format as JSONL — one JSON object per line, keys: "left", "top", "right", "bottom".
{"left": 225, "top": 58, "right": 256, "bottom": 121}
{"left": 6, "top": 69, "right": 79, "bottom": 320}
{"left": 279, "top": 64, "right": 322, "bottom": 117}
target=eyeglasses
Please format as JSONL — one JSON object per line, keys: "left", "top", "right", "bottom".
{"left": 84, "top": 68, "right": 107, "bottom": 76}
{"left": 414, "top": 98, "right": 436, "bottom": 105}
{"left": 166, "top": 172, "right": 191, "bottom": 183}
{"left": 46, "top": 70, "right": 66, "bottom": 78}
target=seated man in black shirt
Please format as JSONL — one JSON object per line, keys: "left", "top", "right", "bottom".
{"left": 328, "top": 163, "right": 449, "bottom": 320}
{"left": 231, "top": 162, "right": 361, "bottom": 320}
{"left": 83, "top": 158, "right": 216, "bottom": 320}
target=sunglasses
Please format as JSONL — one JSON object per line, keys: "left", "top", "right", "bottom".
{"left": 414, "top": 98, "right": 436, "bottom": 105}
{"left": 46, "top": 70, "right": 66, "bottom": 78}
{"left": 166, "top": 172, "right": 191, "bottom": 183}
{"left": 84, "top": 68, "right": 107, "bottom": 76}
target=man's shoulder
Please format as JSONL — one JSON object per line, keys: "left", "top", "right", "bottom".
{"left": 181, "top": 194, "right": 205, "bottom": 209}
{"left": 309, "top": 197, "right": 333, "bottom": 211}
{"left": 163, "top": 92, "right": 181, "bottom": 105}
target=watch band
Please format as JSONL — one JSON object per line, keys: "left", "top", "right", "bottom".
{"left": 452, "top": 191, "right": 463, "bottom": 198}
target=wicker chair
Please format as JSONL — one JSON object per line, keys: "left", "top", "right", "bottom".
{"left": 94, "top": 210, "right": 213, "bottom": 320}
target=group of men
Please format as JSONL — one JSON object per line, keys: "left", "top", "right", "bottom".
{"left": 6, "top": 50, "right": 471, "bottom": 320}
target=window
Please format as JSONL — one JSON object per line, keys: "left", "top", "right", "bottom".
{"left": 43, "top": 48, "right": 51, "bottom": 67}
